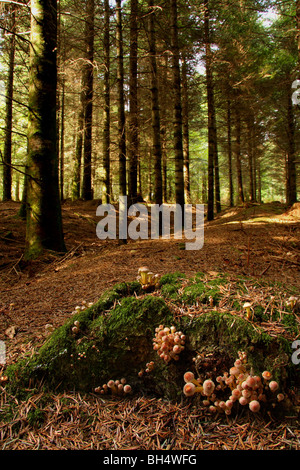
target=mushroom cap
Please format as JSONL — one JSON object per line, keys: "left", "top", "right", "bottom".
{"left": 239, "top": 396, "right": 248, "bottom": 406}
{"left": 277, "top": 393, "right": 284, "bottom": 402}
{"left": 269, "top": 380, "right": 279, "bottom": 392}
{"left": 243, "top": 302, "right": 252, "bottom": 308}
{"left": 184, "top": 371, "right": 195, "bottom": 383}
{"left": 183, "top": 382, "right": 196, "bottom": 396}
{"left": 246, "top": 376, "right": 256, "bottom": 388}
{"left": 262, "top": 370, "right": 272, "bottom": 380}
{"left": 229, "top": 366, "right": 239, "bottom": 377}
{"left": 249, "top": 400, "right": 260, "bottom": 412}
{"left": 138, "top": 266, "right": 150, "bottom": 273}
{"left": 203, "top": 379, "right": 215, "bottom": 395}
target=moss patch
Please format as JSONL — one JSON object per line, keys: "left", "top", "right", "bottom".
{"left": 5, "top": 274, "right": 299, "bottom": 404}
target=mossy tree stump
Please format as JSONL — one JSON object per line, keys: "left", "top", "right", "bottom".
{"left": 6, "top": 273, "right": 299, "bottom": 410}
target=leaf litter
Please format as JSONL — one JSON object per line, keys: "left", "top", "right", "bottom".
{"left": 0, "top": 201, "right": 299, "bottom": 450}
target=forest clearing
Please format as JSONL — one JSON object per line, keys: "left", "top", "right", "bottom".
{"left": 0, "top": 200, "right": 299, "bottom": 450}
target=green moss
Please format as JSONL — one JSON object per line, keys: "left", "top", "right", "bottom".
{"left": 27, "top": 407, "right": 46, "bottom": 428}
{"left": 159, "top": 272, "right": 186, "bottom": 300}
{"left": 6, "top": 292, "right": 177, "bottom": 395}
{"left": 5, "top": 274, "right": 298, "bottom": 404}
{"left": 181, "top": 282, "right": 222, "bottom": 305}
{"left": 159, "top": 272, "right": 186, "bottom": 285}
{"left": 184, "top": 310, "right": 292, "bottom": 386}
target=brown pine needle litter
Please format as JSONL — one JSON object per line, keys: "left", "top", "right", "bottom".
{"left": 0, "top": 388, "right": 299, "bottom": 450}
{"left": 0, "top": 202, "right": 299, "bottom": 451}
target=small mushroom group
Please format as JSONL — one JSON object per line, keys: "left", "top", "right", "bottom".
{"left": 183, "top": 351, "right": 284, "bottom": 415}
{"left": 71, "top": 300, "right": 94, "bottom": 315}
{"left": 138, "top": 361, "right": 155, "bottom": 377}
{"left": 94, "top": 378, "right": 132, "bottom": 397}
{"left": 72, "top": 320, "right": 80, "bottom": 335}
{"left": 153, "top": 325, "right": 186, "bottom": 363}
{"left": 137, "top": 267, "right": 160, "bottom": 290}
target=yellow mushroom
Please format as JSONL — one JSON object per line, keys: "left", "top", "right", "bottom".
{"left": 243, "top": 302, "right": 253, "bottom": 320}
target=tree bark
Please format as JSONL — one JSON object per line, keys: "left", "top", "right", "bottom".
{"left": 235, "top": 105, "right": 244, "bottom": 204}
{"left": 204, "top": 0, "right": 215, "bottom": 220}
{"left": 25, "top": 0, "right": 65, "bottom": 259}
{"left": 60, "top": 77, "right": 65, "bottom": 201}
{"left": 247, "top": 116, "right": 254, "bottom": 202}
{"left": 72, "top": 80, "right": 84, "bottom": 200}
{"left": 182, "top": 54, "right": 191, "bottom": 204}
{"left": 116, "top": 0, "right": 127, "bottom": 197}
{"left": 128, "top": 0, "right": 139, "bottom": 204}
{"left": 286, "top": 82, "right": 297, "bottom": 206}
{"left": 3, "top": 7, "right": 16, "bottom": 201}
{"left": 160, "top": 55, "right": 168, "bottom": 203}
{"left": 171, "top": 0, "right": 184, "bottom": 214}
{"left": 102, "top": 0, "right": 111, "bottom": 204}
{"left": 227, "top": 99, "right": 234, "bottom": 207}
{"left": 297, "top": 0, "right": 300, "bottom": 72}
{"left": 82, "top": 0, "right": 94, "bottom": 201}
{"left": 149, "top": 0, "right": 163, "bottom": 205}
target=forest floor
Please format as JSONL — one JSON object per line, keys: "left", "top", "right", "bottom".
{"left": 0, "top": 199, "right": 299, "bottom": 450}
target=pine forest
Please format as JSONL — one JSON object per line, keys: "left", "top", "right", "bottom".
{"left": 0, "top": 0, "right": 299, "bottom": 453}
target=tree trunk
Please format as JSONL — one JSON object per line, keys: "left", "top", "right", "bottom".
{"left": 286, "top": 83, "right": 297, "bottom": 206}
{"left": 297, "top": 0, "right": 300, "bottom": 71}
{"left": 213, "top": 123, "right": 221, "bottom": 213}
{"left": 204, "top": 0, "right": 215, "bottom": 220}
{"left": 160, "top": 55, "right": 168, "bottom": 203}
{"left": 25, "top": 0, "right": 65, "bottom": 259}
{"left": 116, "top": 0, "right": 127, "bottom": 198}
{"left": 257, "top": 159, "right": 261, "bottom": 204}
{"left": 60, "top": 77, "right": 65, "bottom": 201}
{"left": 72, "top": 81, "right": 84, "bottom": 200}
{"left": 235, "top": 105, "right": 244, "bottom": 204}
{"left": 252, "top": 134, "right": 257, "bottom": 203}
{"left": 171, "top": 0, "right": 184, "bottom": 214}
{"left": 18, "top": 164, "right": 28, "bottom": 220}
{"left": 128, "top": 0, "right": 139, "bottom": 204}
{"left": 82, "top": 0, "right": 94, "bottom": 201}
{"left": 182, "top": 54, "right": 191, "bottom": 204}
{"left": 247, "top": 116, "right": 254, "bottom": 202}
{"left": 3, "top": 7, "right": 16, "bottom": 201}
{"left": 102, "top": 0, "right": 111, "bottom": 204}
{"left": 149, "top": 0, "right": 163, "bottom": 205}
{"left": 227, "top": 99, "right": 234, "bottom": 207}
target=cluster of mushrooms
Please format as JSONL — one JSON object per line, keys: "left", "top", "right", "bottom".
{"left": 183, "top": 351, "right": 284, "bottom": 415}
{"left": 138, "top": 361, "right": 155, "bottom": 377}
{"left": 71, "top": 300, "right": 94, "bottom": 316}
{"left": 153, "top": 324, "right": 186, "bottom": 363}
{"left": 137, "top": 266, "right": 160, "bottom": 290}
{"left": 94, "top": 378, "right": 132, "bottom": 396}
